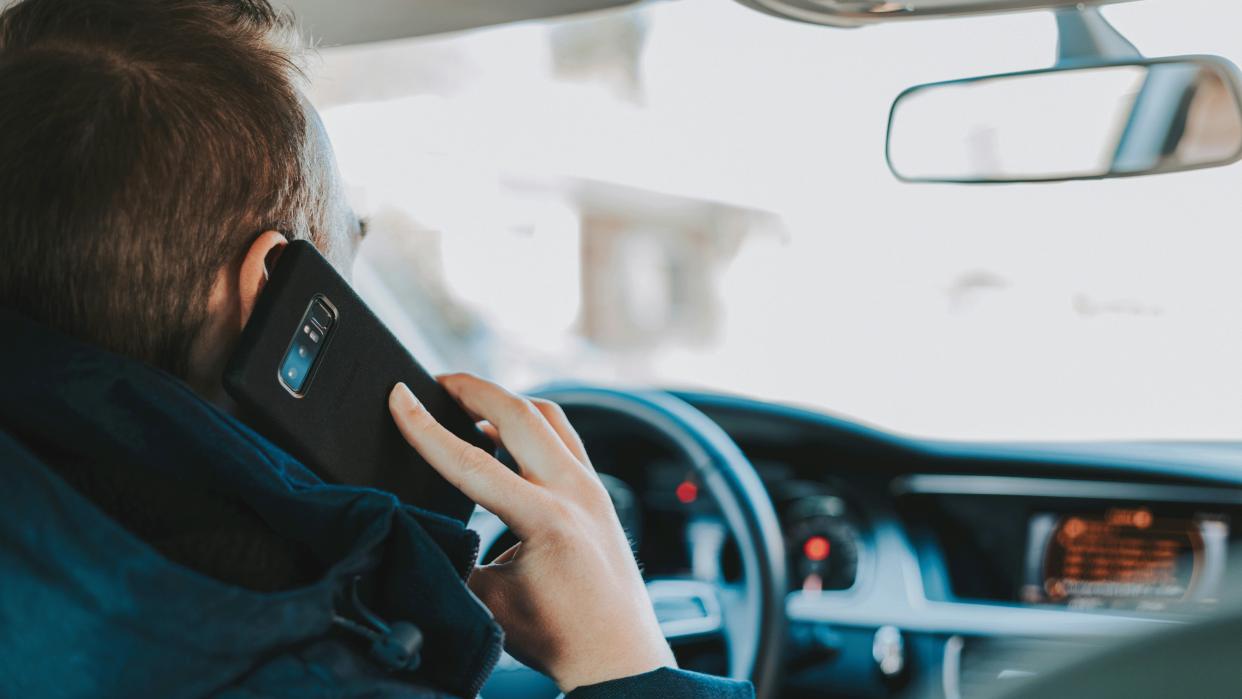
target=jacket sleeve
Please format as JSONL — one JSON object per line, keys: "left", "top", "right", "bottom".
{"left": 564, "top": 667, "right": 754, "bottom": 699}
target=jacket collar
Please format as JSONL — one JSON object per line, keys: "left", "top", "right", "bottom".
{"left": 0, "top": 308, "right": 502, "bottom": 698}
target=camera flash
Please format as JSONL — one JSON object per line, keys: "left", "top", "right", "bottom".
{"left": 309, "top": 330, "right": 320, "bottom": 343}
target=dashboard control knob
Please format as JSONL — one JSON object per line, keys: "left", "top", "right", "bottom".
{"left": 872, "top": 625, "right": 905, "bottom": 677}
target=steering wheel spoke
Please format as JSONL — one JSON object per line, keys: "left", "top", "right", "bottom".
{"left": 647, "top": 578, "right": 725, "bottom": 641}
{"left": 646, "top": 576, "right": 759, "bottom": 683}
{"left": 718, "top": 583, "right": 757, "bottom": 679}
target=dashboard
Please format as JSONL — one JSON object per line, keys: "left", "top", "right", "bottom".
{"left": 477, "top": 389, "right": 1242, "bottom": 699}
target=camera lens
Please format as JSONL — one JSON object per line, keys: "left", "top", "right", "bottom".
{"left": 311, "top": 301, "right": 333, "bottom": 332}
{"left": 282, "top": 345, "right": 312, "bottom": 391}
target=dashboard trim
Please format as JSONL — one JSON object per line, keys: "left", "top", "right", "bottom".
{"left": 787, "top": 590, "right": 1182, "bottom": 637}
{"left": 892, "top": 474, "right": 1242, "bottom": 504}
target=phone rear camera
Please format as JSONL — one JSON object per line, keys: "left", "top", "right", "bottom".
{"left": 281, "top": 297, "right": 336, "bottom": 395}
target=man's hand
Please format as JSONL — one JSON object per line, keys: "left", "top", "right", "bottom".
{"left": 389, "top": 375, "right": 677, "bottom": 692}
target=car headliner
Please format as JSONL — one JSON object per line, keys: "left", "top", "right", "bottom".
{"left": 285, "top": 0, "right": 637, "bottom": 47}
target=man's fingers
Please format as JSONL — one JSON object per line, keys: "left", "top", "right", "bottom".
{"left": 443, "top": 374, "right": 593, "bottom": 477}
{"left": 438, "top": 374, "right": 583, "bottom": 484}
{"left": 478, "top": 421, "right": 501, "bottom": 448}
{"left": 529, "top": 398, "right": 597, "bottom": 480}
{"left": 389, "top": 383, "right": 539, "bottom": 532}
{"left": 486, "top": 542, "right": 521, "bottom": 566}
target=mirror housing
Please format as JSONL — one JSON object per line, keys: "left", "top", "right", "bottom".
{"left": 731, "top": 0, "right": 1138, "bottom": 30}
{"left": 886, "top": 6, "right": 1242, "bottom": 184}
{"left": 887, "top": 56, "right": 1242, "bottom": 183}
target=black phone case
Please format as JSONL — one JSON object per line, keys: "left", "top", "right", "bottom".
{"left": 222, "top": 240, "right": 488, "bottom": 523}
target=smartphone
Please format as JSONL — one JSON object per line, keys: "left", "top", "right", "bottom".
{"left": 222, "top": 240, "right": 490, "bottom": 523}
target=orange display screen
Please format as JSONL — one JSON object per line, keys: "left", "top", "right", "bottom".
{"left": 1039, "top": 509, "right": 1204, "bottom": 606}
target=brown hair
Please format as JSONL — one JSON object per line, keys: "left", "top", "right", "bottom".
{"left": 0, "top": 0, "right": 328, "bottom": 378}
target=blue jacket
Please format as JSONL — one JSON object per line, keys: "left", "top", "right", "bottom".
{"left": 0, "top": 308, "right": 753, "bottom": 699}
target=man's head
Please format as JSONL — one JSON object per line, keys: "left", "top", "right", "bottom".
{"left": 0, "top": 0, "right": 361, "bottom": 400}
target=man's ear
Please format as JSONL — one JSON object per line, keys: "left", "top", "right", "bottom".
{"left": 239, "top": 231, "right": 289, "bottom": 327}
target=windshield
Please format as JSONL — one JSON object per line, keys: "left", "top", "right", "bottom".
{"left": 310, "top": 0, "right": 1242, "bottom": 442}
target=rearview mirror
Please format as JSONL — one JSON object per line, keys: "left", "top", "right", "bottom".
{"left": 887, "top": 57, "right": 1242, "bottom": 183}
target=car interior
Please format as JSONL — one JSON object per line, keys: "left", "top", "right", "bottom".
{"left": 285, "top": 0, "right": 1242, "bottom": 697}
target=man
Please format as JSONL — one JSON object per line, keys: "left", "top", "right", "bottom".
{"left": 0, "top": 1, "right": 754, "bottom": 697}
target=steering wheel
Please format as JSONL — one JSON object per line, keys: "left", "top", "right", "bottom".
{"left": 472, "top": 386, "right": 787, "bottom": 699}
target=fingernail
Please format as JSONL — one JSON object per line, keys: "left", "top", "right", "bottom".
{"left": 392, "top": 382, "right": 420, "bottom": 409}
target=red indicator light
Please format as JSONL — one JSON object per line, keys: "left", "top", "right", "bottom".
{"left": 676, "top": 482, "right": 697, "bottom": 504}
{"left": 804, "top": 536, "right": 830, "bottom": 561}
